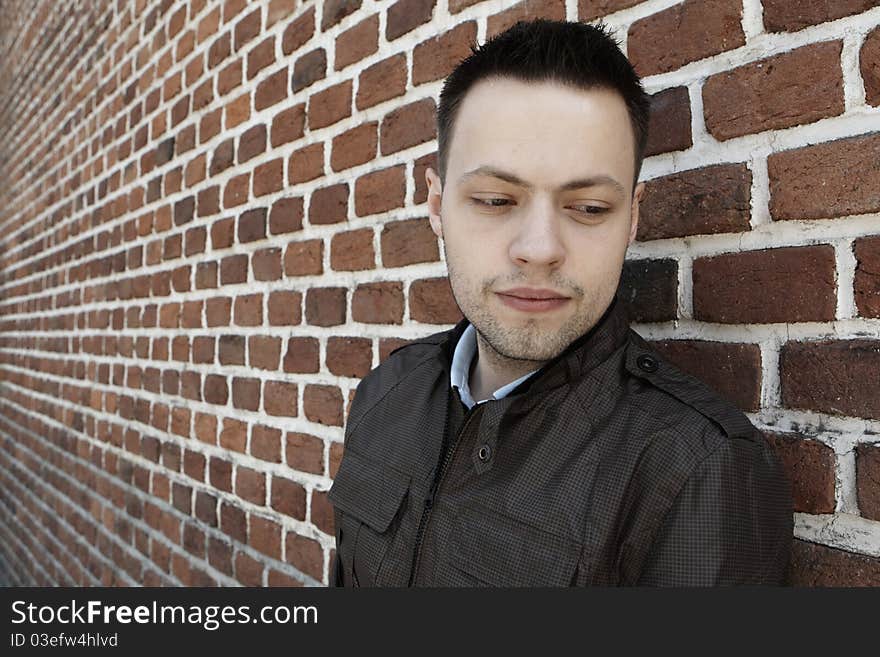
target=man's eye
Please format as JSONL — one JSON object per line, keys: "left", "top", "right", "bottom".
{"left": 471, "top": 197, "right": 511, "bottom": 208}
{"left": 571, "top": 205, "right": 609, "bottom": 215}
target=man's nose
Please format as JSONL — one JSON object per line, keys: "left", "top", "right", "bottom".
{"left": 507, "top": 201, "right": 566, "bottom": 268}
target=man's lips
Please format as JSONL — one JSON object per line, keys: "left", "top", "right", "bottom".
{"left": 496, "top": 287, "right": 571, "bottom": 300}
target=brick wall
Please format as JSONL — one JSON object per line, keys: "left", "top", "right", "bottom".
{"left": 0, "top": 0, "right": 877, "bottom": 586}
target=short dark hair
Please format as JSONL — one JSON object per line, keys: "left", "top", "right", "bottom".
{"left": 436, "top": 19, "right": 651, "bottom": 192}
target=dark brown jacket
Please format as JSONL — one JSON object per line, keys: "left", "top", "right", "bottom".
{"left": 328, "top": 295, "right": 793, "bottom": 586}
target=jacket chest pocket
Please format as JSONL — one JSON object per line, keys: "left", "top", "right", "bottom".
{"left": 448, "top": 503, "right": 582, "bottom": 587}
{"left": 328, "top": 448, "right": 410, "bottom": 587}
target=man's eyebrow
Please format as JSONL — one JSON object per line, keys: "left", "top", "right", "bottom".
{"left": 458, "top": 165, "right": 627, "bottom": 198}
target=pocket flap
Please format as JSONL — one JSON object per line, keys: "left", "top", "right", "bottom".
{"left": 450, "top": 503, "right": 581, "bottom": 587}
{"left": 328, "top": 448, "right": 410, "bottom": 532}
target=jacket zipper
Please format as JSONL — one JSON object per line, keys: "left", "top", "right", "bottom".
{"left": 408, "top": 399, "right": 483, "bottom": 586}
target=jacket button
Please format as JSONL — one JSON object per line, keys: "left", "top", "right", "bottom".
{"left": 477, "top": 444, "right": 492, "bottom": 462}
{"left": 636, "top": 354, "right": 659, "bottom": 373}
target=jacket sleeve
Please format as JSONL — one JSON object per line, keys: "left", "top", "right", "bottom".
{"left": 636, "top": 432, "right": 793, "bottom": 586}
{"left": 329, "top": 506, "right": 345, "bottom": 587}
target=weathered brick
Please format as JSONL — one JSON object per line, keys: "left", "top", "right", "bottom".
{"left": 352, "top": 281, "right": 404, "bottom": 324}
{"left": 234, "top": 8, "right": 262, "bottom": 51}
{"left": 619, "top": 258, "right": 678, "bottom": 323}
{"left": 264, "top": 380, "right": 298, "bottom": 417}
{"left": 285, "top": 532, "right": 323, "bottom": 579}
{"left": 253, "top": 247, "right": 282, "bottom": 281}
{"left": 282, "top": 6, "right": 315, "bottom": 55}
{"left": 284, "top": 239, "right": 324, "bottom": 276}
{"left": 271, "top": 103, "right": 306, "bottom": 147}
{"left": 220, "top": 254, "right": 247, "bottom": 285}
{"left": 764, "top": 0, "right": 879, "bottom": 33}
{"left": 692, "top": 246, "right": 837, "bottom": 324}
{"left": 233, "top": 293, "right": 263, "bottom": 326}
{"left": 221, "top": 501, "right": 247, "bottom": 542}
{"left": 354, "top": 165, "right": 405, "bottom": 216}
{"left": 303, "top": 384, "right": 344, "bottom": 426}
{"left": 768, "top": 132, "right": 880, "bottom": 221}
{"left": 645, "top": 87, "right": 692, "bottom": 157}
{"left": 271, "top": 477, "right": 307, "bottom": 520}
{"left": 310, "top": 489, "right": 335, "bottom": 535}
{"left": 380, "top": 218, "right": 439, "bottom": 267}
{"left": 856, "top": 442, "right": 880, "bottom": 521}
{"left": 788, "top": 540, "right": 880, "bottom": 586}
{"left": 308, "top": 80, "right": 352, "bottom": 130}
{"left": 322, "top": 0, "right": 361, "bottom": 30}
{"left": 703, "top": 42, "right": 844, "bottom": 141}
{"left": 268, "top": 290, "right": 302, "bottom": 326}
{"left": 863, "top": 26, "right": 880, "bottom": 106}
{"left": 254, "top": 158, "right": 284, "bottom": 197}
{"left": 330, "top": 228, "right": 375, "bottom": 271}
{"left": 335, "top": 13, "right": 379, "bottom": 70}
{"left": 219, "top": 335, "right": 245, "bottom": 365}
{"left": 648, "top": 340, "right": 762, "bottom": 412}
{"left": 409, "top": 277, "right": 462, "bottom": 324}
{"left": 305, "top": 287, "right": 347, "bottom": 326}
{"left": 247, "top": 36, "right": 275, "bottom": 79}
{"left": 269, "top": 197, "right": 304, "bottom": 234}
{"left": 283, "top": 337, "right": 321, "bottom": 373}
{"left": 238, "top": 124, "right": 267, "bottom": 163}
{"left": 780, "top": 340, "right": 880, "bottom": 419}
{"left": 326, "top": 337, "right": 373, "bottom": 378}
{"left": 486, "top": 0, "right": 566, "bottom": 38}
{"left": 412, "top": 21, "right": 477, "bottom": 85}
{"left": 249, "top": 516, "right": 282, "bottom": 559}
{"left": 255, "top": 68, "right": 288, "bottom": 110}
{"left": 292, "top": 48, "right": 326, "bottom": 92}
{"left": 309, "top": 183, "right": 349, "bottom": 225}
{"left": 380, "top": 97, "right": 436, "bottom": 155}
{"left": 357, "top": 53, "right": 407, "bottom": 109}
{"left": 577, "top": 0, "right": 641, "bottom": 20}
{"left": 289, "top": 142, "right": 324, "bottom": 184}
{"left": 637, "top": 164, "right": 752, "bottom": 240}
{"left": 387, "top": 0, "right": 435, "bottom": 41}
{"left": 286, "top": 432, "right": 325, "bottom": 475}
{"left": 331, "top": 122, "right": 378, "bottom": 171}
{"left": 223, "top": 173, "right": 250, "bottom": 208}
{"left": 628, "top": 0, "right": 745, "bottom": 76}
{"left": 763, "top": 431, "right": 836, "bottom": 514}
{"left": 235, "top": 552, "right": 264, "bottom": 586}
{"left": 248, "top": 336, "right": 281, "bottom": 370}
{"left": 238, "top": 207, "right": 266, "bottom": 243}
{"left": 854, "top": 236, "right": 880, "bottom": 318}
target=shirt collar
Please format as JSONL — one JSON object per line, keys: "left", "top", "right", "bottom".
{"left": 450, "top": 323, "right": 539, "bottom": 410}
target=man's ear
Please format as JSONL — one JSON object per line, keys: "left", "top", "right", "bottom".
{"left": 628, "top": 181, "right": 645, "bottom": 245}
{"left": 426, "top": 166, "right": 443, "bottom": 239}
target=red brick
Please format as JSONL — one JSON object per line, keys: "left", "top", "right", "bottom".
{"left": 788, "top": 540, "right": 880, "bottom": 586}
{"left": 692, "top": 246, "right": 837, "bottom": 324}
{"left": 330, "top": 228, "right": 375, "bottom": 271}
{"left": 355, "top": 165, "right": 405, "bottom": 216}
{"left": 308, "top": 80, "right": 353, "bottom": 130}
{"left": 208, "top": 538, "right": 234, "bottom": 576}
{"left": 703, "top": 42, "right": 844, "bottom": 141}
{"left": 285, "top": 532, "right": 324, "bottom": 579}
{"left": 284, "top": 239, "right": 324, "bottom": 276}
{"left": 235, "top": 466, "right": 266, "bottom": 505}
{"left": 271, "top": 103, "right": 306, "bottom": 147}
{"left": 268, "top": 290, "right": 302, "bottom": 326}
{"left": 380, "top": 217, "right": 439, "bottom": 267}
{"left": 577, "top": 0, "right": 641, "bottom": 20}
{"left": 271, "top": 477, "right": 307, "bottom": 520}
{"left": 619, "top": 258, "right": 678, "bottom": 323}
{"left": 854, "top": 236, "right": 880, "bottom": 318}
{"left": 645, "top": 87, "right": 692, "bottom": 157}
{"left": 863, "top": 26, "right": 880, "bottom": 106}
{"left": 235, "top": 552, "right": 264, "bottom": 586}
{"left": 413, "top": 21, "right": 477, "bottom": 85}
{"left": 413, "top": 151, "right": 437, "bottom": 204}
{"left": 269, "top": 197, "right": 304, "bottom": 234}
{"left": 283, "top": 337, "right": 321, "bottom": 373}
{"left": 380, "top": 97, "right": 436, "bottom": 155}
{"left": 326, "top": 337, "right": 372, "bottom": 378}
{"left": 233, "top": 293, "right": 263, "bottom": 326}
{"left": 637, "top": 164, "right": 752, "bottom": 241}
{"left": 238, "top": 124, "right": 267, "bottom": 163}
{"left": 628, "top": 0, "right": 745, "bottom": 76}
{"left": 210, "top": 457, "right": 233, "bottom": 493}
{"left": 223, "top": 173, "right": 250, "bottom": 208}
{"left": 226, "top": 92, "right": 251, "bottom": 128}
{"left": 304, "top": 385, "right": 344, "bottom": 426}
{"left": 267, "top": 0, "right": 298, "bottom": 28}
{"left": 322, "top": 0, "right": 361, "bottom": 30}
{"left": 780, "top": 339, "right": 880, "bottom": 420}
{"left": 282, "top": 6, "right": 315, "bottom": 55}
{"left": 768, "top": 132, "right": 880, "bottom": 221}
{"left": 310, "top": 489, "right": 335, "bottom": 535}
{"left": 220, "top": 417, "right": 248, "bottom": 453}
{"left": 763, "top": 432, "right": 836, "bottom": 514}
{"left": 264, "top": 380, "right": 298, "bottom": 417}
{"left": 309, "top": 183, "right": 349, "bottom": 225}
{"left": 221, "top": 501, "right": 247, "bottom": 543}
{"left": 331, "top": 122, "right": 378, "bottom": 171}
{"left": 486, "top": 0, "right": 566, "bottom": 39}
{"left": 248, "top": 335, "right": 281, "bottom": 370}
{"left": 305, "top": 287, "right": 347, "bottom": 326}
{"left": 254, "top": 158, "right": 284, "bottom": 197}
{"left": 252, "top": 425, "right": 282, "bottom": 463}
{"left": 237, "top": 207, "right": 266, "bottom": 243}
{"left": 856, "top": 443, "right": 880, "bottom": 521}
{"left": 648, "top": 340, "right": 762, "bottom": 412}
{"left": 292, "top": 48, "right": 326, "bottom": 92}
{"left": 234, "top": 8, "right": 262, "bottom": 51}
{"left": 232, "top": 377, "right": 261, "bottom": 411}
{"left": 209, "top": 31, "right": 231, "bottom": 68}
{"left": 764, "top": 0, "right": 879, "bottom": 33}
{"left": 289, "top": 142, "right": 324, "bottom": 184}
{"left": 357, "top": 53, "right": 407, "bottom": 109}
{"left": 247, "top": 36, "right": 275, "bottom": 80}
{"left": 335, "top": 14, "right": 379, "bottom": 70}
{"left": 387, "top": 0, "right": 435, "bottom": 41}
{"left": 249, "top": 515, "right": 282, "bottom": 559}
{"left": 286, "top": 432, "right": 325, "bottom": 475}
{"left": 255, "top": 68, "right": 288, "bottom": 110}
{"left": 409, "top": 277, "right": 462, "bottom": 324}
{"left": 352, "top": 281, "right": 404, "bottom": 324}
{"left": 219, "top": 335, "right": 245, "bottom": 365}
{"left": 448, "top": 0, "right": 484, "bottom": 12}
{"left": 217, "top": 58, "right": 242, "bottom": 96}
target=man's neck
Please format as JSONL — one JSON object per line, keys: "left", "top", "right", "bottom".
{"left": 468, "top": 332, "right": 544, "bottom": 403}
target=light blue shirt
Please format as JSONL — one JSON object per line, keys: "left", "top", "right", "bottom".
{"left": 450, "top": 323, "right": 539, "bottom": 410}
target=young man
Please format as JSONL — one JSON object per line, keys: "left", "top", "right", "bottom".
{"left": 328, "top": 19, "right": 792, "bottom": 586}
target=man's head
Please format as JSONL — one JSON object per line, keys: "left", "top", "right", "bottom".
{"left": 426, "top": 19, "right": 650, "bottom": 366}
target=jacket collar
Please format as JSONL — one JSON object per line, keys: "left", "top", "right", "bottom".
{"left": 441, "top": 290, "right": 632, "bottom": 398}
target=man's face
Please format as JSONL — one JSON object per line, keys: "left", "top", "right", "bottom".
{"left": 426, "top": 77, "right": 644, "bottom": 364}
